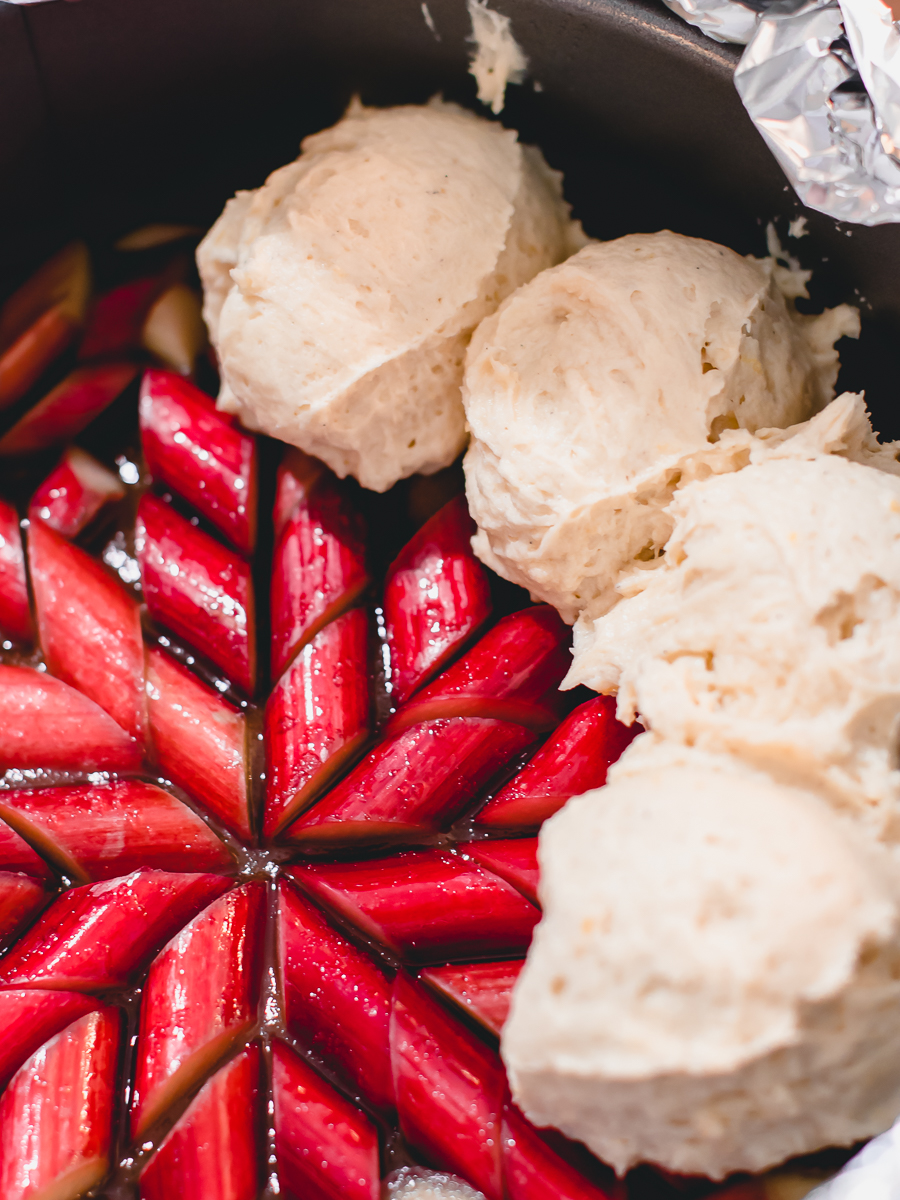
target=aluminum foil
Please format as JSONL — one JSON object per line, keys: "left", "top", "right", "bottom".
{"left": 807, "top": 1114, "right": 900, "bottom": 1197}
{"left": 660, "top": 0, "right": 763, "bottom": 44}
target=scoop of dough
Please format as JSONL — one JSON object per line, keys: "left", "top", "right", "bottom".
{"left": 502, "top": 745, "right": 900, "bottom": 1179}
{"left": 567, "top": 398, "right": 900, "bottom": 838}
{"left": 462, "top": 231, "right": 858, "bottom": 620}
{"left": 197, "top": 99, "right": 583, "bottom": 492}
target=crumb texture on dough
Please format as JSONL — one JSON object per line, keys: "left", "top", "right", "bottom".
{"left": 467, "top": 0, "right": 529, "bottom": 114}
{"left": 197, "top": 100, "right": 582, "bottom": 492}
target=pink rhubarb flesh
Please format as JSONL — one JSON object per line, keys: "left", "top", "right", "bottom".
{"left": 0, "top": 817, "right": 52, "bottom": 879}
{"left": 0, "top": 499, "right": 32, "bottom": 645}
{"left": 29, "top": 446, "right": 125, "bottom": 539}
{"left": 464, "top": 839, "right": 540, "bottom": 905}
{"left": 0, "top": 363, "right": 139, "bottom": 456}
{"left": 0, "top": 873, "right": 49, "bottom": 951}
{"left": 0, "top": 990, "right": 98, "bottom": 1093}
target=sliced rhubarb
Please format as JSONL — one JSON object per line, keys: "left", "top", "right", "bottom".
{"left": 272, "top": 1038, "right": 380, "bottom": 1200}
{"left": 137, "top": 494, "right": 256, "bottom": 695}
{"left": 78, "top": 275, "right": 162, "bottom": 361}
{"left": 0, "top": 815, "right": 52, "bottom": 879}
{"left": 387, "top": 606, "right": 570, "bottom": 735}
{"left": 29, "top": 519, "right": 148, "bottom": 743}
{"left": 139, "top": 1043, "right": 261, "bottom": 1200}
{"left": 476, "top": 696, "right": 641, "bottom": 829}
{"left": 270, "top": 480, "right": 368, "bottom": 678}
{"left": 391, "top": 973, "right": 504, "bottom": 1199}
{"left": 384, "top": 495, "right": 492, "bottom": 703}
{"left": 29, "top": 445, "right": 125, "bottom": 539}
{"left": 0, "top": 780, "right": 234, "bottom": 883}
{"left": 0, "top": 990, "right": 97, "bottom": 1092}
{"left": 291, "top": 850, "right": 539, "bottom": 963}
{"left": 0, "top": 242, "right": 90, "bottom": 351}
{"left": 0, "top": 873, "right": 49, "bottom": 951}
{"left": 141, "top": 283, "right": 207, "bottom": 375}
{"left": 140, "top": 369, "right": 258, "bottom": 554}
{"left": 146, "top": 648, "right": 250, "bottom": 839}
{"left": 502, "top": 1104, "right": 623, "bottom": 1200}
{"left": 278, "top": 878, "right": 393, "bottom": 1109}
{"left": 273, "top": 446, "right": 325, "bottom": 540}
{"left": 0, "top": 362, "right": 139, "bottom": 457}
{"left": 0, "top": 665, "right": 141, "bottom": 772}
{"left": 420, "top": 961, "right": 524, "bottom": 1037}
{"left": 131, "top": 882, "right": 263, "bottom": 1135}
{"left": 464, "top": 839, "right": 539, "bottom": 905}
{"left": 0, "top": 499, "right": 32, "bottom": 644}
{"left": 265, "top": 609, "right": 370, "bottom": 837}
{"left": 0, "top": 305, "right": 78, "bottom": 411}
{"left": 0, "top": 869, "right": 229, "bottom": 991}
{"left": 287, "top": 718, "right": 536, "bottom": 846}
{"left": 0, "top": 1006, "right": 119, "bottom": 1200}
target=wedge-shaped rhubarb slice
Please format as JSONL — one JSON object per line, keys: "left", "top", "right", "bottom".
{"left": 391, "top": 973, "right": 504, "bottom": 1200}
{"left": 0, "top": 242, "right": 90, "bottom": 351}
{"left": 0, "top": 780, "right": 234, "bottom": 883}
{"left": 384, "top": 496, "right": 492, "bottom": 704}
{"left": 278, "top": 878, "right": 393, "bottom": 1109}
{"left": 0, "top": 499, "right": 31, "bottom": 644}
{"left": 387, "top": 606, "right": 570, "bottom": 735}
{"left": 288, "top": 718, "right": 536, "bottom": 845}
{"left": 0, "top": 873, "right": 49, "bottom": 951}
{"left": 137, "top": 494, "right": 256, "bottom": 695}
{"left": 266, "top": 609, "right": 370, "bottom": 837}
{"left": 272, "top": 1039, "right": 380, "bottom": 1200}
{"left": 0, "top": 665, "right": 141, "bottom": 772}
{"left": 0, "top": 869, "right": 229, "bottom": 991}
{"left": 271, "top": 480, "right": 368, "bottom": 678}
{"left": 140, "top": 1043, "right": 261, "bottom": 1200}
{"left": 131, "top": 883, "right": 263, "bottom": 1136}
{"left": 146, "top": 648, "right": 250, "bottom": 839}
{"left": 419, "top": 961, "right": 524, "bottom": 1038}
{"left": 29, "top": 519, "right": 147, "bottom": 742}
{"left": 78, "top": 275, "right": 162, "bottom": 361}
{"left": 476, "top": 697, "right": 640, "bottom": 829}
{"left": 0, "top": 816, "right": 51, "bottom": 879}
{"left": 142, "top": 284, "right": 207, "bottom": 375}
{"left": 0, "top": 305, "right": 78, "bottom": 412}
{"left": 29, "top": 446, "right": 125, "bottom": 539}
{"left": 292, "top": 850, "right": 539, "bottom": 963}
{"left": 273, "top": 446, "right": 325, "bottom": 540}
{"left": 465, "top": 840, "right": 539, "bottom": 905}
{"left": 0, "top": 1006, "right": 119, "bottom": 1200}
{"left": 0, "top": 363, "right": 139, "bottom": 456}
{"left": 0, "top": 991, "right": 97, "bottom": 1092}
{"left": 502, "top": 1104, "right": 623, "bottom": 1200}
{"left": 140, "top": 370, "right": 258, "bottom": 554}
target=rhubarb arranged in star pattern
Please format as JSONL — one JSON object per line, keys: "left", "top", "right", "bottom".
{"left": 0, "top": 239, "right": 665, "bottom": 1200}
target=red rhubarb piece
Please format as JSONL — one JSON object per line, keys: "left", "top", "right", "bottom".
{"left": 29, "top": 445, "right": 125, "bottom": 539}
{"left": 0, "top": 1006, "right": 120, "bottom": 1200}
{"left": 287, "top": 718, "right": 536, "bottom": 846}
{"left": 273, "top": 446, "right": 325, "bottom": 540}
{"left": 0, "top": 780, "right": 234, "bottom": 883}
{"left": 0, "top": 305, "right": 78, "bottom": 412}
{"left": 0, "top": 873, "right": 48, "bottom": 951}
{"left": 0, "top": 665, "right": 141, "bottom": 773}
{"left": 384, "top": 495, "right": 492, "bottom": 704}
{"left": 139, "top": 369, "right": 258, "bottom": 554}
{"left": 140, "top": 1043, "right": 261, "bottom": 1200}
{"left": 0, "top": 869, "right": 229, "bottom": 991}
{"left": 265, "top": 609, "right": 370, "bottom": 837}
{"left": 420, "top": 961, "right": 524, "bottom": 1037}
{"left": 272, "top": 1038, "right": 380, "bottom": 1200}
{"left": 0, "top": 362, "right": 139, "bottom": 456}
{"left": 278, "top": 878, "right": 393, "bottom": 1109}
{"left": 29, "top": 519, "right": 148, "bottom": 742}
{"left": 391, "top": 973, "right": 504, "bottom": 1199}
{"left": 465, "top": 839, "right": 539, "bottom": 905}
{"left": 137, "top": 494, "right": 256, "bottom": 695}
{"left": 146, "top": 648, "right": 250, "bottom": 839}
{"left": 270, "top": 480, "right": 368, "bottom": 678}
{"left": 0, "top": 990, "right": 97, "bottom": 1092}
{"left": 0, "top": 499, "right": 31, "bottom": 645}
{"left": 502, "top": 1104, "right": 623, "bottom": 1200}
{"left": 0, "top": 242, "right": 90, "bottom": 351}
{"left": 131, "top": 882, "right": 264, "bottom": 1135}
{"left": 388, "top": 606, "right": 570, "bottom": 735}
{"left": 78, "top": 275, "right": 162, "bottom": 361}
{"left": 0, "top": 815, "right": 52, "bottom": 879}
{"left": 291, "top": 850, "right": 539, "bottom": 963}
{"left": 476, "top": 696, "right": 641, "bottom": 829}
